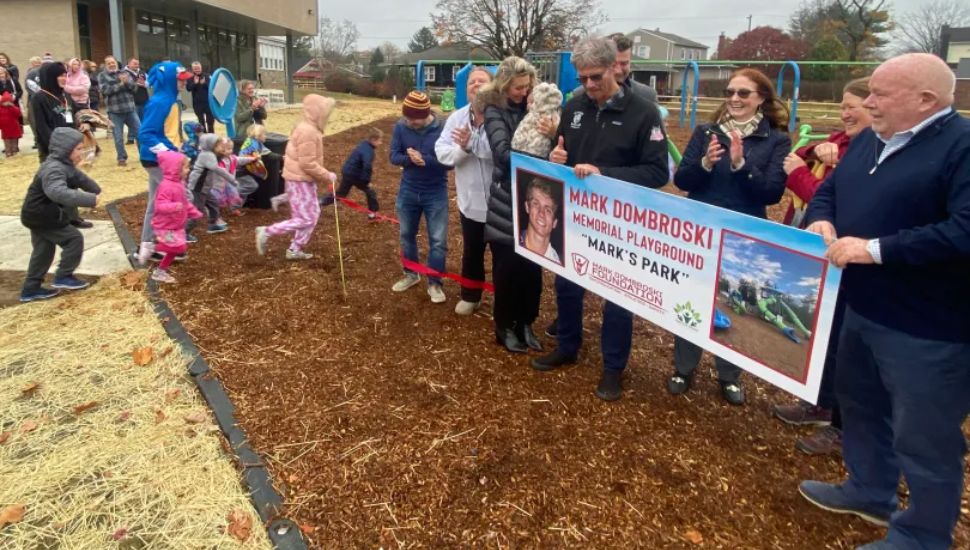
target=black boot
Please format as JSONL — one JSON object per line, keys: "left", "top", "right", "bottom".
{"left": 596, "top": 370, "right": 623, "bottom": 401}
{"left": 531, "top": 348, "right": 577, "bottom": 371}
{"left": 518, "top": 323, "right": 543, "bottom": 352}
{"left": 495, "top": 328, "right": 527, "bottom": 353}
{"left": 70, "top": 218, "right": 94, "bottom": 229}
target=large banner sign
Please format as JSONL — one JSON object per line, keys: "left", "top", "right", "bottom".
{"left": 511, "top": 153, "right": 842, "bottom": 403}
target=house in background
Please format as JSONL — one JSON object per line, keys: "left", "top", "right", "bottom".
{"left": 940, "top": 26, "right": 970, "bottom": 109}
{"left": 625, "top": 28, "right": 733, "bottom": 96}
{"left": 384, "top": 43, "right": 497, "bottom": 89}
{"left": 258, "top": 36, "right": 287, "bottom": 90}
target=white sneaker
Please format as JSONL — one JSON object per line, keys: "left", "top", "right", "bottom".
{"left": 151, "top": 269, "right": 176, "bottom": 284}
{"left": 428, "top": 284, "right": 446, "bottom": 304}
{"left": 391, "top": 274, "right": 420, "bottom": 292}
{"left": 136, "top": 241, "right": 154, "bottom": 266}
{"left": 270, "top": 194, "right": 287, "bottom": 212}
{"left": 454, "top": 299, "right": 480, "bottom": 315}
{"left": 255, "top": 226, "right": 268, "bottom": 256}
{"left": 285, "top": 249, "right": 313, "bottom": 260}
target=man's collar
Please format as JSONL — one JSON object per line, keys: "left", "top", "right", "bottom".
{"left": 878, "top": 107, "right": 953, "bottom": 144}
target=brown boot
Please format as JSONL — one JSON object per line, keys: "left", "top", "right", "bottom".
{"left": 795, "top": 425, "right": 842, "bottom": 455}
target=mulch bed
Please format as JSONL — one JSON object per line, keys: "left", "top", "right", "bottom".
{"left": 117, "top": 116, "right": 969, "bottom": 548}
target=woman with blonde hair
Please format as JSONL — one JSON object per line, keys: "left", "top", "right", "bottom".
{"left": 477, "top": 55, "right": 552, "bottom": 353}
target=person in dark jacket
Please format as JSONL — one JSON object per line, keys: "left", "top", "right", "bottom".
{"left": 320, "top": 127, "right": 382, "bottom": 216}
{"left": 478, "top": 55, "right": 544, "bottom": 353}
{"left": 0, "top": 53, "right": 20, "bottom": 83}
{"left": 530, "top": 38, "right": 670, "bottom": 401}
{"left": 186, "top": 62, "right": 214, "bottom": 132}
{"left": 125, "top": 58, "right": 149, "bottom": 130}
{"left": 666, "top": 68, "right": 790, "bottom": 406}
{"left": 798, "top": 53, "right": 970, "bottom": 550}
{"left": 389, "top": 91, "right": 452, "bottom": 303}
{"left": 19, "top": 127, "right": 101, "bottom": 302}
{"left": 0, "top": 66, "right": 22, "bottom": 105}
{"left": 84, "top": 60, "right": 101, "bottom": 111}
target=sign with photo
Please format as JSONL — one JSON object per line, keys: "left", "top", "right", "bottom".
{"left": 511, "top": 153, "right": 843, "bottom": 403}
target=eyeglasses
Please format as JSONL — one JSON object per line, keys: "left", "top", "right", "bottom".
{"left": 723, "top": 88, "right": 756, "bottom": 99}
{"left": 578, "top": 72, "right": 607, "bottom": 84}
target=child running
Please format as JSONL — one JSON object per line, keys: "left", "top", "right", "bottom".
{"left": 187, "top": 134, "right": 236, "bottom": 235}
{"left": 320, "top": 126, "right": 382, "bottom": 220}
{"left": 214, "top": 135, "right": 259, "bottom": 216}
{"left": 255, "top": 94, "right": 336, "bottom": 260}
{"left": 144, "top": 150, "right": 203, "bottom": 283}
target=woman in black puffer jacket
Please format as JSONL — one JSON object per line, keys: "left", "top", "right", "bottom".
{"left": 478, "top": 56, "right": 544, "bottom": 354}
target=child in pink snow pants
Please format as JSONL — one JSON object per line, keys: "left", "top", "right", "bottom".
{"left": 255, "top": 94, "right": 336, "bottom": 260}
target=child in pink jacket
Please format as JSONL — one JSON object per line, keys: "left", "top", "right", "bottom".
{"left": 255, "top": 94, "right": 336, "bottom": 260}
{"left": 63, "top": 58, "right": 91, "bottom": 111}
{"left": 143, "top": 150, "right": 203, "bottom": 283}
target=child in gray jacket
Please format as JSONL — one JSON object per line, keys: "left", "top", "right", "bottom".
{"left": 187, "top": 133, "right": 237, "bottom": 234}
{"left": 19, "top": 127, "right": 102, "bottom": 302}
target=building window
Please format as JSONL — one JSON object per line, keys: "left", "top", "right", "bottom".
{"left": 633, "top": 35, "right": 641, "bottom": 44}
{"left": 635, "top": 45, "right": 650, "bottom": 58}
{"left": 681, "top": 49, "right": 686, "bottom": 60}
{"left": 423, "top": 65, "right": 436, "bottom": 83}
{"left": 77, "top": 4, "right": 92, "bottom": 61}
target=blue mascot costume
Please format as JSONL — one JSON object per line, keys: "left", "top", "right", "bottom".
{"left": 136, "top": 61, "right": 194, "bottom": 261}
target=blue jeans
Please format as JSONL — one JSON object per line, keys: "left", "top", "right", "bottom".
{"left": 108, "top": 111, "right": 140, "bottom": 161}
{"left": 555, "top": 275, "right": 634, "bottom": 372}
{"left": 837, "top": 306, "right": 970, "bottom": 550}
{"left": 395, "top": 185, "right": 448, "bottom": 286}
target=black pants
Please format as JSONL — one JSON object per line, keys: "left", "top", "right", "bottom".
{"left": 194, "top": 104, "right": 215, "bottom": 133}
{"left": 673, "top": 337, "right": 743, "bottom": 384}
{"left": 816, "top": 292, "right": 846, "bottom": 428}
{"left": 23, "top": 225, "right": 84, "bottom": 291}
{"left": 458, "top": 213, "right": 488, "bottom": 303}
{"left": 491, "top": 241, "right": 542, "bottom": 331}
{"left": 320, "top": 175, "right": 379, "bottom": 212}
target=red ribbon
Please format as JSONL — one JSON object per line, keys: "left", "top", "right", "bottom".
{"left": 331, "top": 194, "right": 494, "bottom": 293}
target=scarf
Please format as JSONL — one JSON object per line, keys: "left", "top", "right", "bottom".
{"left": 719, "top": 111, "right": 763, "bottom": 138}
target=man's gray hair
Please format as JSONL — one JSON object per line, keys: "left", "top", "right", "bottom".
{"left": 571, "top": 37, "right": 617, "bottom": 70}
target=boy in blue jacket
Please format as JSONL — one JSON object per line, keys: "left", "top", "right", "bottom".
{"left": 388, "top": 91, "right": 452, "bottom": 303}
{"left": 320, "top": 127, "right": 383, "bottom": 219}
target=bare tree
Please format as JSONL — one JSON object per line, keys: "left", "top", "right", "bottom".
{"left": 316, "top": 18, "right": 361, "bottom": 61}
{"left": 430, "top": 0, "right": 607, "bottom": 58}
{"left": 378, "top": 42, "right": 403, "bottom": 64}
{"left": 831, "top": 0, "right": 893, "bottom": 61}
{"left": 895, "top": 0, "right": 970, "bottom": 54}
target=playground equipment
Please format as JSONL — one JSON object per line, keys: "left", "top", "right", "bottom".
{"left": 440, "top": 89, "right": 456, "bottom": 112}
{"left": 208, "top": 68, "right": 238, "bottom": 138}
{"left": 792, "top": 123, "right": 830, "bottom": 151}
{"left": 678, "top": 60, "right": 701, "bottom": 130}
{"left": 776, "top": 60, "right": 801, "bottom": 133}
{"left": 416, "top": 60, "right": 426, "bottom": 92}
{"left": 526, "top": 51, "right": 579, "bottom": 104}
{"left": 728, "top": 281, "right": 812, "bottom": 344}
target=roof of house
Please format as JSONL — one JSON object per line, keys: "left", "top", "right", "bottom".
{"left": 631, "top": 28, "right": 708, "bottom": 50}
{"left": 390, "top": 43, "right": 498, "bottom": 65}
{"left": 292, "top": 58, "right": 335, "bottom": 79}
{"left": 946, "top": 26, "right": 970, "bottom": 42}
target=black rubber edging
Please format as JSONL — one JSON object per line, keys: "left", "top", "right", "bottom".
{"left": 106, "top": 202, "right": 307, "bottom": 550}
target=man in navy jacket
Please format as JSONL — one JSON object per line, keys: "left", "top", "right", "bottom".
{"left": 800, "top": 53, "right": 970, "bottom": 550}
{"left": 389, "top": 91, "right": 452, "bottom": 303}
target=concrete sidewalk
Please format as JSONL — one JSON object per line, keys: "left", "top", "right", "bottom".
{"left": 0, "top": 216, "right": 131, "bottom": 276}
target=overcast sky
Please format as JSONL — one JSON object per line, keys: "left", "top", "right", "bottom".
{"left": 320, "top": 0, "right": 925, "bottom": 52}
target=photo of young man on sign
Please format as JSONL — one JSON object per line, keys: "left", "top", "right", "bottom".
{"left": 516, "top": 171, "right": 565, "bottom": 266}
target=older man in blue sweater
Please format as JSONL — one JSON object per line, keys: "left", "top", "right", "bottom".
{"left": 799, "top": 53, "right": 970, "bottom": 550}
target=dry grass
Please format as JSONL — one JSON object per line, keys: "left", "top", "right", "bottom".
{"left": 0, "top": 97, "right": 400, "bottom": 216}
{"left": 0, "top": 273, "right": 271, "bottom": 549}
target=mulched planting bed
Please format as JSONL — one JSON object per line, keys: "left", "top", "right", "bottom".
{"left": 118, "top": 116, "right": 969, "bottom": 548}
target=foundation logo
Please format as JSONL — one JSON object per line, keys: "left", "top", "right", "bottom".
{"left": 572, "top": 253, "right": 590, "bottom": 276}
{"left": 570, "top": 111, "right": 584, "bottom": 129}
{"left": 674, "top": 301, "right": 702, "bottom": 328}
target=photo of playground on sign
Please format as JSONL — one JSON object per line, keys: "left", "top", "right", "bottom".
{"left": 511, "top": 153, "right": 842, "bottom": 403}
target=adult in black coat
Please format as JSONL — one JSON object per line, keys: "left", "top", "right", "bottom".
{"left": 0, "top": 66, "right": 22, "bottom": 105}
{"left": 478, "top": 55, "right": 549, "bottom": 354}
{"left": 186, "top": 62, "right": 214, "bottom": 132}
{"left": 0, "top": 53, "right": 19, "bottom": 83}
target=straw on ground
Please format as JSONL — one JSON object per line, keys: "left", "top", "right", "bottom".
{"left": 0, "top": 273, "right": 271, "bottom": 548}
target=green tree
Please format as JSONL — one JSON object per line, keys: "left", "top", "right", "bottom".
{"left": 408, "top": 27, "right": 439, "bottom": 53}
{"left": 370, "top": 46, "right": 385, "bottom": 68}
{"left": 805, "top": 32, "right": 849, "bottom": 80}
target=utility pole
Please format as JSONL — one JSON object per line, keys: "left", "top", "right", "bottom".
{"left": 747, "top": 14, "right": 753, "bottom": 32}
